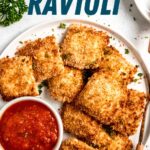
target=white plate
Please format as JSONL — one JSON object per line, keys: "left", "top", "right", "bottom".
{"left": 0, "top": 19, "right": 150, "bottom": 149}
{"left": 134, "top": 0, "right": 150, "bottom": 23}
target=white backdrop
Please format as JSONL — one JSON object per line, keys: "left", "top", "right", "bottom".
{"left": 0, "top": 0, "right": 150, "bottom": 149}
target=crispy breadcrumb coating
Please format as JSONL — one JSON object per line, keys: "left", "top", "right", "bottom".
{"left": 60, "top": 138, "right": 95, "bottom": 150}
{"left": 48, "top": 66, "right": 84, "bottom": 103}
{"left": 76, "top": 70, "right": 146, "bottom": 135}
{"left": 100, "top": 46, "right": 137, "bottom": 84}
{"left": 0, "top": 56, "right": 39, "bottom": 101}
{"left": 111, "top": 89, "right": 146, "bottom": 136}
{"left": 61, "top": 24, "right": 109, "bottom": 69}
{"left": 76, "top": 70, "right": 128, "bottom": 124}
{"left": 16, "top": 36, "right": 64, "bottom": 82}
{"left": 62, "top": 104, "right": 132, "bottom": 150}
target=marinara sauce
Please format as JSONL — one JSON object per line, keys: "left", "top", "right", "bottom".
{"left": 0, "top": 101, "right": 59, "bottom": 150}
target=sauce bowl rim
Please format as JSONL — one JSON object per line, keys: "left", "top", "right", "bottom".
{"left": 0, "top": 96, "right": 63, "bottom": 150}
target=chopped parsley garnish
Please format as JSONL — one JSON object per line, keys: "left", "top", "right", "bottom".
{"left": 137, "top": 73, "right": 143, "bottom": 77}
{"left": 0, "top": 0, "right": 28, "bottom": 26}
{"left": 144, "top": 36, "right": 149, "bottom": 39}
{"left": 19, "top": 41, "right": 23, "bottom": 44}
{"left": 133, "top": 78, "right": 138, "bottom": 82}
{"left": 59, "top": 23, "right": 66, "bottom": 29}
{"left": 125, "top": 49, "right": 129, "bottom": 54}
{"left": 38, "top": 85, "right": 43, "bottom": 95}
{"left": 38, "top": 80, "right": 48, "bottom": 94}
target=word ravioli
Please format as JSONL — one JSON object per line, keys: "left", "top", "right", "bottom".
{"left": 28, "top": 0, "right": 120, "bottom": 15}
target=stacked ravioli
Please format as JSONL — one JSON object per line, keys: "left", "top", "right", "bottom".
{"left": 0, "top": 24, "right": 146, "bottom": 150}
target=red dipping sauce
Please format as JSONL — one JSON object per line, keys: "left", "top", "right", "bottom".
{"left": 0, "top": 101, "right": 59, "bottom": 150}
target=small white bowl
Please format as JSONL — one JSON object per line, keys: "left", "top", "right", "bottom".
{"left": 134, "top": 0, "right": 150, "bottom": 23}
{"left": 0, "top": 97, "right": 63, "bottom": 150}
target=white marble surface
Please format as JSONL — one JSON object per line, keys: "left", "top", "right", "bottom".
{"left": 0, "top": 0, "right": 150, "bottom": 149}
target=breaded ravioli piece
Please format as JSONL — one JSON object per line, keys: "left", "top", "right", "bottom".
{"left": 62, "top": 104, "right": 132, "bottom": 150}
{"left": 16, "top": 36, "right": 64, "bottom": 82}
{"left": 108, "top": 135, "right": 132, "bottom": 150}
{"left": 0, "top": 56, "right": 39, "bottom": 101}
{"left": 48, "top": 66, "right": 84, "bottom": 103}
{"left": 60, "top": 138, "right": 95, "bottom": 150}
{"left": 100, "top": 46, "right": 137, "bottom": 83}
{"left": 76, "top": 70, "right": 128, "bottom": 124}
{"left": 111, "top": 89, "right": 146, "bottom": 136}
{"left": 61, "top": 24, "right": 109, "bottom": 69}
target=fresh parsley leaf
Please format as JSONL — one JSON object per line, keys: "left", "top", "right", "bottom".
{"left": 38, "top": 89, "right": 42, "bottom": 95}
{"left": 144, "top": 36, "right": 149, "bottom": 39}
{"left": 125, "top": 49, "right": 129, "bottom": 54}
{"left": 0, "top": 0, "right": 28, "bottom": 26}
{"left": 137, "top": 73, "right": 143, "bottom": 77}
{"left": 59, "top": 23, "right": 66, "bottom": 29}
{"left": 133, "top": 78, "right": 138, "bottom": 82}
{"left": 38, "top": 80, "right": 48, "bottom": 94}
{"left": 38, "top": 85, "right": 43, "bottom": 95}
{"left": 19, "top": 41, "right": 23, "bottom": 44}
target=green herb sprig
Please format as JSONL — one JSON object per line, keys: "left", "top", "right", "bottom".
{"left": 0, "top": 0, "right": 28, "bottom": 26}
{"left": 59, "top": 23, "right": 66, "bottom": 29}
{"left": 38, "top": 80, "right": 48, "bottom": 95}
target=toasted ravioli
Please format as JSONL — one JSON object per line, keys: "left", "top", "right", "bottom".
{"left": 0, "top": 56, "right": 39, "bottom": 101}
{"left": 48, "top": 67, "right": 84, "bottom": 103}
{"left": 60, "top": 138, "right": 95, "bottom": 150}
{"left": 61, "top": 24, "right": 109, "bottom": 69}
{"left": 76, "top": 70, "right": 128, "bottom": 124}
{"left": 62, "top": 104, "right": 111, "bottom": 149}
{"left": 100, "top": 46, "right": 137, "bottom": 83}
{"left": 62, "top": 104, "right": 132, "bottom": 150}
{"left": 108, "top": 135, "right": 133, "bottom": 150}
{"left": 16, "top": 36, "right": 64, "bottom": 82}
{"left": 111, "top": 90, "right": 146, "bottom": 136}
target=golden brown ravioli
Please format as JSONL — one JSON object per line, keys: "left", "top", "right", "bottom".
{"left": 111, "top": 89, "right": 146, "bottom": 136}
{"left": 0, "top": 56, "right": 39, "bottom": 101}
{"left": 60, "top": 138, "right": 95, "bottom": 150}
{"left": 62, "top": 104, "right": 132, "bottom": 150}
{"left": 16, "top": 36, "right": 64, "bottom": 82}
{"left": 100, "top": 46, "right": 137, "bottom": 84}
{"left": 76, "top": 70, "right": 128, "bottom": 124}
{"left": 48, "top": 66, "right": 84, "bottom": 103}
{"left": 61, "top": 24, "right": 109, "bottom": 69}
